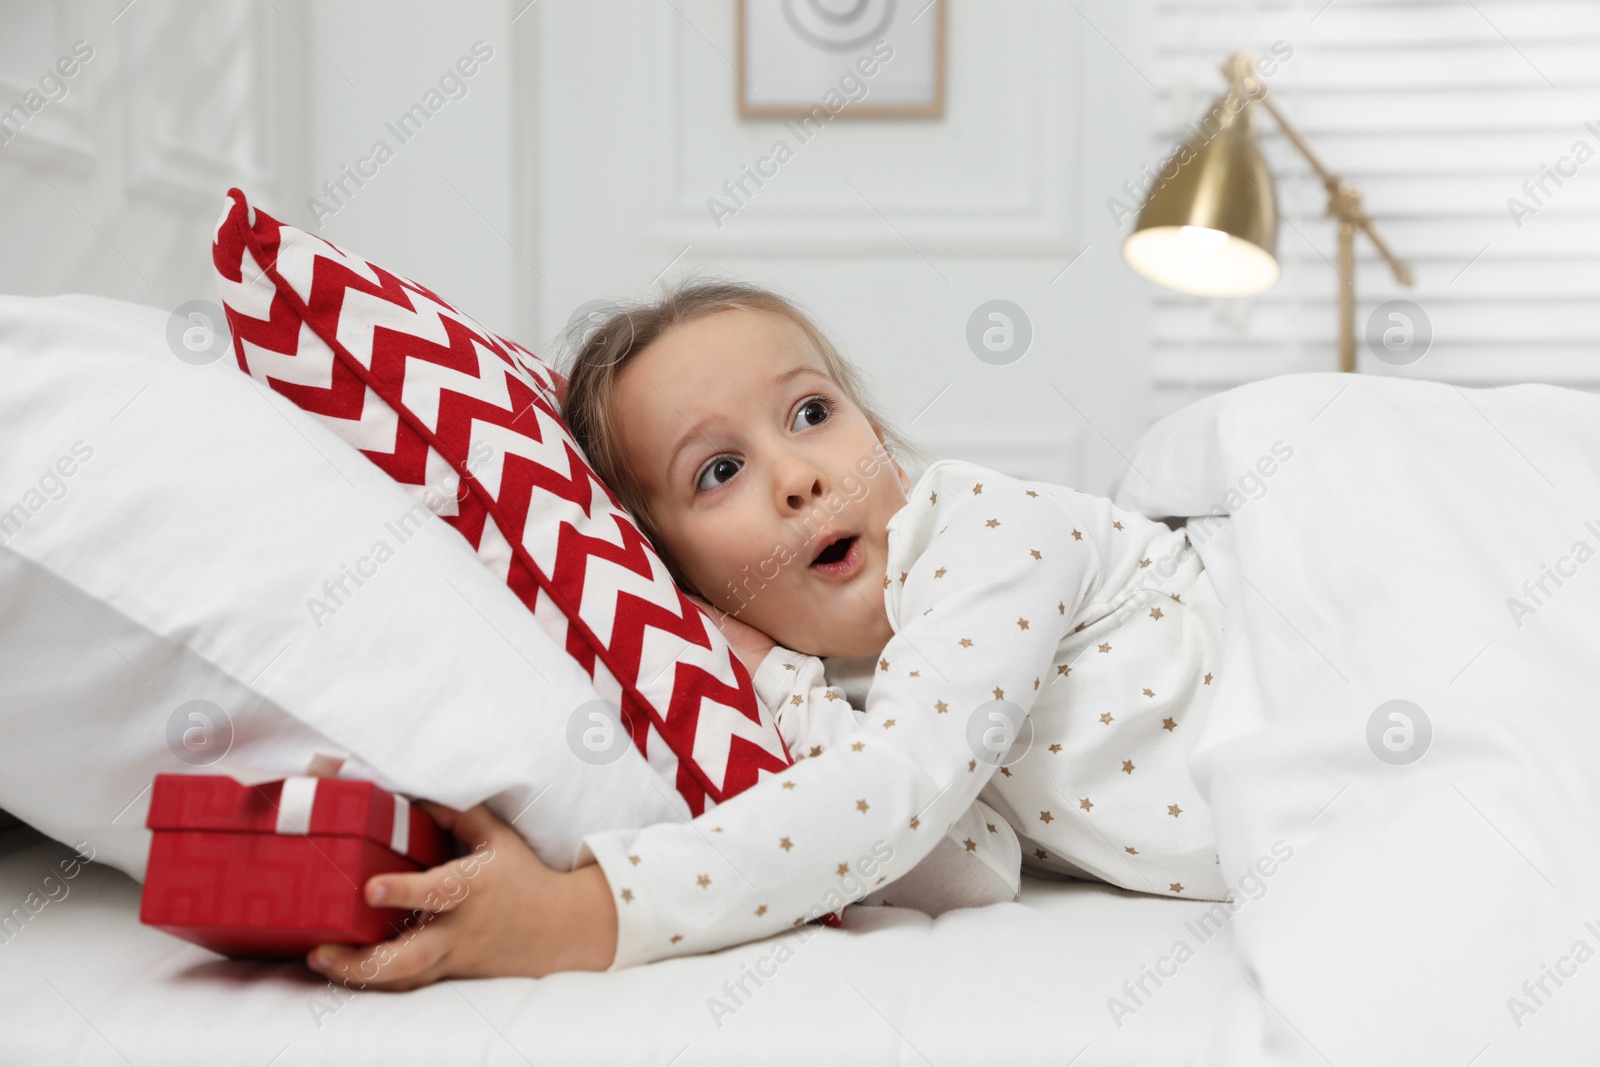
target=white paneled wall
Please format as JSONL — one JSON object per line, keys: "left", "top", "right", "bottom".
{"left": 528, "top": 0, "right": 1157, "bottom": 494}
{"left": 1141, "top": 0, "right": 1600, "bottom": 420}
{"left": 1, "top": 0, "right": 1159, "bottom": 495}
{"left": 6, "top": 1, "right": 1595, "bottom": 487}
{"left": 302, "top": 3, "right": 530, "bottom": 344}
{"left": 0, "top": 0, "right": 308, "bottom": 311}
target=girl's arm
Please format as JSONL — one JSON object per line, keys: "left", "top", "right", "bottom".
{"left": 581, "top": 467, "right": 1093, "bottom": 967}
{"left": 312, "top": 465, "right": 1093, "bottom": 982}
{"left": 755, "top": 645, "right": 1024, "bottom": 912}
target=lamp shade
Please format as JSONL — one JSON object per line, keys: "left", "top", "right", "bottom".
{"left": 1123, "top": 89, "right": 1281, "bottom": 298}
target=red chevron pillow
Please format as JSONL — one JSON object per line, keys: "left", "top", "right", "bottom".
{"left": 211, "top": 188, "right": 791, "bottom": 816}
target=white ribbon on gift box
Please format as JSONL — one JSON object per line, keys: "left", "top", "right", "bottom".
{"left": 272, "top": 779, "right": 411, "bottom": 855}
{"left": 217, "top": 750, "right": 412, "bottom": 856}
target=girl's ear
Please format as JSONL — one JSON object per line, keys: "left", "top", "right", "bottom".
{"left": 879, "top": 434, "right": 910, "bottom": 493}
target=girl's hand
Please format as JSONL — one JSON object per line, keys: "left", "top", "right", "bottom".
{"left": 688, "top": 594, "right": 776, "bottom": 677}
{"left": 306, "top": 802, "right": 617, "bottom": 991}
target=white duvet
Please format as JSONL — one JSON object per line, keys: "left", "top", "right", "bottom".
{"left": 1111, "top": 373, "right": 1600, "bottom": 1065}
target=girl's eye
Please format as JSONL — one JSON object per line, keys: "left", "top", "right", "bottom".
{"left": 792, "top": 397, "right": 831, "bottom": 431}
{"left": 696, "top": 456, "right": 743, "bottom": 492}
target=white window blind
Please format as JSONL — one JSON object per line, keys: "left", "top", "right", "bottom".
{"left": 1145, "top": 0, "right": 1600, "bottom": 419}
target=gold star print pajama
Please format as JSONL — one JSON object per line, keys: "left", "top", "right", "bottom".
{"left": 753, "top": 651, "right": 1024, "bottom": 916}
{"left": 578, "top": 459, "right": 1227, "bottom": 968}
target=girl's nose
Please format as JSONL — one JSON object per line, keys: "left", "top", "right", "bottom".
{"left": 785, "top": 476, "right": 823, "bottom": 513}
{"left": 776, "top": 457, "right": 826, "bottom": 513}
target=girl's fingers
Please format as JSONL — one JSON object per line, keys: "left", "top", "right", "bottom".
{"left": 365, "top": 860, "right": 474, "bottom": 912}
{"left": 363, "top": 802, "right": 522, "bottom": 911}
{"left": 309, "top": 922, "right": 449, "bottom": 990}
{"left": 417, "top": 800, "right": 506, "bottom": 851}
{"left": 411, "top": 800, "right": 468, "bottom": 836}
{"left": 423, "top": 800, "right": 552, "bottom": 877}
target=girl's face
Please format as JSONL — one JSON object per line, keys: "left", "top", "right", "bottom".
{"left": 613, "top": 308, "right": 908, "bottom": 659}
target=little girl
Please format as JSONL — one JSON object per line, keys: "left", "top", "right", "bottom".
{"left": 557, "top": 279, "right": 1228, "bottom": 968}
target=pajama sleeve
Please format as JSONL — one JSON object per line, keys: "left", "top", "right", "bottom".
{"left": 754, "top": 646, "right": 1025, "bottom": 912}
{"left": 752, "top": 647, "right": 860, "bottom": 759}
{"left": 577, "top": 464, "right": 1098, "bottom": 968}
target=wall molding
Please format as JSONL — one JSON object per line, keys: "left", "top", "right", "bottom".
{"left": 647, "top": 2, "right": 1082, "bottom": 256}
{"left": 0, "top": 2, "right": 96, "bottom": 173}
{"left": 118, "top": 0, "right": 279, "bottom": 207}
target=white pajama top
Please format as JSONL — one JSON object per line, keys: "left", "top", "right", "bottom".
{"left": 580, "top": 459, "right": 1227, "bottom": 969}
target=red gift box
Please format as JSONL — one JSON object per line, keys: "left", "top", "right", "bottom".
{"left": 139, "top": 773, "right": 448, "bottom": 959}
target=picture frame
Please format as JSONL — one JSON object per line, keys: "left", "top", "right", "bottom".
{"left": 737, "top": 0, "right": 946, "bottom": 119}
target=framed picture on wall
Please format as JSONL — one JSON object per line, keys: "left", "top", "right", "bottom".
{"left": 737, "top": 0, "right": 945, "bottom": 119}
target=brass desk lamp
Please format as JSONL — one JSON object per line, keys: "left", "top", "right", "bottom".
{"left": 1123, "top": 51, "right": 1414, "bottom": 373}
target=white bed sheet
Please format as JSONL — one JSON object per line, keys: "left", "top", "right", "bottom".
{"left": 0, "top": 823, "right": 1238, "bottom": 1066}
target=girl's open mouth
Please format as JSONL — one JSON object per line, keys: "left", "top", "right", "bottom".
{"left": 809, "top": 533, "right": 862, "bottom": 578}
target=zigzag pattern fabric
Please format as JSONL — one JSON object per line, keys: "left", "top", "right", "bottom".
{"left": 211, "top": 188, "right": 791, "bottom": 815}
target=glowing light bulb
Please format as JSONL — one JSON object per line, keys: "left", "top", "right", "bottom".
{"left": 1178, "top": 226, "right": 1229, "bottom": 251}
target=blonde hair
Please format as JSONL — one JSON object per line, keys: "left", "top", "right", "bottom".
{"left": 558, "top": 275, "right": 923, "bottom": 592}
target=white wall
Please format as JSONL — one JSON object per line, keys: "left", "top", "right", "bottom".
{"left": 301, "top": 1, "right": 530, "bottom": 348}
{"left": 0, "top": 0, "right": 308, "bottom": 312}
{"left": 1, "top": 0, "right": 1167, "bottom": 496}
{"left": 9, "top": 2, "right": 1594, "bottom": 493}
{"left": 521, "top": 0, "right": 1158, "bottom": 494}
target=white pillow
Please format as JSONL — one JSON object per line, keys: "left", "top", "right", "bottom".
{"left": 0, "top": 294, "right": 685, "bottom": 880}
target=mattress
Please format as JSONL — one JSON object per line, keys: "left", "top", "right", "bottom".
{"left": 0, "top": 822, "right": 1236, "bottom": 1066}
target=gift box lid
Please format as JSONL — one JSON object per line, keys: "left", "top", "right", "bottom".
{"left": 146, "top": 774, "right": 449, "bottom": 868}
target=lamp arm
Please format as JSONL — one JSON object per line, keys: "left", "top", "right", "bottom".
{"left": 1335, "top": 195, "right": 1416, "bottom": 287}
{"left": 1251, "top": 92, "right": 1336, "bottom": 187}
{"left": 1223, "top": 54, "right": 1414, "bottom": 287}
